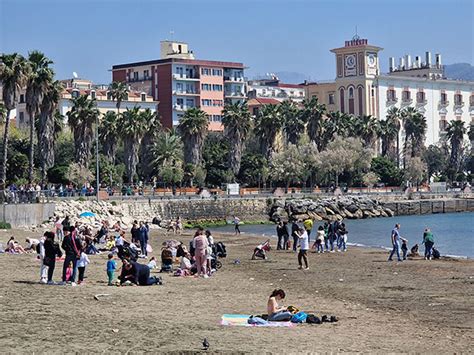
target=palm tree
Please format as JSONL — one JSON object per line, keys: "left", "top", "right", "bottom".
{"left": 280, "top": 100, "right": 305, "bottom": 145}
{"left": 222, "top": 101, "right": 252, "bottom": 176}
{"left": 119, "top": 107, "right": 150, "bottom": 183}
{"left": 0, "top": 53, "right": 30, "bottom": 188}
{"left": 446, "top": 120, "right": 467, "bottom": 174}
{"left": 25, "top": 51, "right": 54, "bottom": 183}
{"left": 151, "top": 129, "right": 184, "bottom": 191}
{"left": 37, "top": 80, "right": 62, "bottom": 183}
{"left": 353, "top": 114, "right": 379, "bottom": 148}
{"left": 254, "top": 104, "right": 284, "bottom": 159}
{"left": 303, "top": 97, "right": 326, "bottom": 151}
{"left": 381, "top": 107, "right": 402, "bottom": 164}
{"left": 320, "top": 111, "right": 346, "bottom": 150}
{"left": 139, "top": 108, "right": 161, "bottom": 182}
{"left": 99, "top": 111, "right": 119, "bottom": 162}
{"left": 66, "top": 94, "right": 99, "bottom": 168}
{"left": 109, "top": 81, "right": 129, "bottom": 114}
{"left": 177, "top": 107, "right": 208, "bottom": 167}
{"left": 402, "top": 107, "right": 427, "bottom": 160}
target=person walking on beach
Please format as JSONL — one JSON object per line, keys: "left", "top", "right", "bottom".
{"left": 43, "top": 231, "right": 62, "bottom": 284}
{"left": 233, "top": 216, "right": 241, "bottom": 235}
{"left": 138, "top": 221, "right": 149, "bottom": 258}
{"left": 291, "top": 220, "right": 299, "bottom": 252}
{"left": 422, "top": 228, "right": 435, "bottom": 260}
{"left": 388, "top": 223, "right": 406, "bottom": 262}
{"left": 297, "top": 227, "right": 309, "bottom": 270}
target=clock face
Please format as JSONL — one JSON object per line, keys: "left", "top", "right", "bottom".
{"left": 345, "top": 54, "right": 356, "bottom": 68}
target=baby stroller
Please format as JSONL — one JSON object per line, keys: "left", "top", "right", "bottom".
{"left": 160, "top": 247, "right": 174, "bottom": 272}
{"left": 118, "top": 241, "right": 139, "bottom": 262}
{"left": 252, "top": 239, "right": 271, "bottom": 260}
{"left": 213, "top": 242, "right": 227, "bottom": 258}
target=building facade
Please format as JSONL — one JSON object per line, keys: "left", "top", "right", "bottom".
{"left": 15, "top": 78, "right": 158, "bottom": 129}
{"left": 111, "top": 41, "right": 245, "bottom": 131}
{"left": 305, "top": 37, "right": 474, "bottom": 146}
{"left": 247, "top": 77, "right": 305, "bottom": 103}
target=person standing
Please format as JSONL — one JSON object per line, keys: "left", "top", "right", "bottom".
{"left": 315, "top": 225, "right": 325, "bottom": 253}
{"left": 61, "top": 216, "right": 71, "bottom": 235}
{"left": 43, "top": 231, "right": 62, "bottom": 284}
{"left": 233, "top": 216, "right": 241, "bottom": 235}
{"left": 297, "top": 227, "right": 309, "bottom": 270}
{"left": 54, "top": 216, "right": 64, "bottom": 243}
{"left": 130, "top": 221, "right": 140, "bottom": 244}
{"left": 38, "top": 234, "right": 48, "bottom": 283}
{"left": 339, "top": 222, "right": 348, "bottom": 252}
{"left": 291, "top": 220, "right": 299, "bottom": 252}
{"left": 193, "top": 228, "right": 209, "bottom": 278}
{"left": 76, "top": 250, "right": 90, "bottom": 285}
{"left": 327, "top": 221, "right": 336, "bottom": 252}
{"left": 323, "top": 222, "right": 329, "bottom": 251}
{"left": 388, "top": 223, "right": 405, "bottom": 262}
{"left": 282, "top": 221, "right": 290, "bottom": 250}
{"left": 303, "top": 217, "right": 313, "bottom": 245}
{"left": 106, "top": 253, "right": 116, "bottom": 286}
{"left": 61, "top": 226, "right": 82, "bottom": 285}
{"left": 422, "top": 228, "right": 435, "bottom": 260}
{"left": 138, "top": 221, "right": 149, "bottom": 258}
{"left": 276, "top": 221, "right": 285, "bottom": 250}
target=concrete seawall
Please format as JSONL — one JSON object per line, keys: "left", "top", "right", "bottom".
{"left": 0, "top": 203, "right": 56, "bottom": 228}
{"left": 381, "top": 198, "right": 474, "bottom": 216}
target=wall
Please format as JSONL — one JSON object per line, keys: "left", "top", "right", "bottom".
{"left": 381, "top": 198, "right": 474, "bottom": 216}
{"left": 0, "top": 203, "right": 56, "bottom": 228}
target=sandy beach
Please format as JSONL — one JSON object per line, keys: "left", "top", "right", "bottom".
{"left": 0, "top": 228, "right": 473, "bottom": 353}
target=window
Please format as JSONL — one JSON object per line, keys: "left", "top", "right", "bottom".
{"left": 348, "top": 87, "right": 355, "bottom": 114}
{"left": 19, "top": 112, "right": 24, "bottom": 123}
{"left": 201, "top": 68, "right": 211, "bottom": 76}
{"left": 402, "top": 90, "right": 411, "bottom": 101}
{"left": 144, "top": 70, "right": 149, "bottom": 79}
{"left": 416, "top": 91, "right": 425, "bottom": 103}
{"left": 186, "top": 98, "right": 194, "bottom": 107}
{"left": 439, "top": 118, "right": 447, "bottom": 132}
{"left": 201, "top": 84, "right": 211, "bottom": 91}
{"left": 209, "top": 115, "right": 222, "bottom": 122}
{"left": 348, "top": 87, "right": 354, "bottom": 99}
{"left": 212, "top": 100, "right": 223, "bottom": 106}
{"left": 212, "top": 69, "right": 222, "bottom": 76}
{"left": 133, "top": 72, "right": 138, "bottom": 81}
{"left": 90, "top": 91, "right": 96, "bottom": 100}
{"left": 201, "top": 99, "right": 212, "bottom": 106}
{"left": 212, "top": 84, "right": 223, "bottom": 91}
{"left": 454, "top": 93, "right": 463, "bottom": 105}
{"left": 387, "top": 89, "right": 396, "bottom": 101}
{"left": 176, "top": 83, "right": 183, "bottom": 92}
{"left": 176, "top": 67, "right": 183, "bottom": 76}
{"left": 72, "top": 90, "right": 80, "bottom": 98}
{"left": 339, "top": 88, "right": 345, "bottom": 113}
{"left": 358, "top": 86, "right": 363, "bottom": 114}
{"left": 440, "top": 92, "right": 448, "bottom": 104}
{"left": 19, "top": 94, "right": 25, "bottom": 103}
{"left": 176, "top": 98, "right": 184, "bottom": 106}
{"left": 141, "top": 93, "right": 146, "bottom": 102}
{"left": 185, "top": 83, "right": 195, "bottom": 93}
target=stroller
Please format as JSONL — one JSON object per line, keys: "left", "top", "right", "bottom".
{"left": 252, "top": 239, "right": 271, "bottom": 260}
{"left": 160, "top": 247, "right": 174, "bottom": 272}
{"left": 213, "top": 242, "right": 227, "bottom": 258}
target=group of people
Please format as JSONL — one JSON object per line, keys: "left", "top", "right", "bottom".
{"left": 276, "top": 218, "right": 349, "bottom": 254}
{"left": 388, "top": 224, "right": 438, "bottom": 262}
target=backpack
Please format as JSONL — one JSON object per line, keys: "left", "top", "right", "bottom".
{"left": 306, "top": 314, "right": 321, "bottom": 324}
{"left": 291, "top": 311, "right": 308, "bottom": 323}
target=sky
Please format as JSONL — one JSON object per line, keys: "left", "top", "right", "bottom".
{"left": 1, "top": 0, "right": 473, "bottom": 84}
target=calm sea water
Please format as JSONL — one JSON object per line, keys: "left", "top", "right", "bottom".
{"left": 213, "top": 212, "right": 474, "bottom": 258}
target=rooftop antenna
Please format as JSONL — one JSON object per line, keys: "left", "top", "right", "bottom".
{"left": 353, "top": 26, "right": 360, "bottom": 40}
{"left": 72, "top": 71, "right": 78, "bottom": 78}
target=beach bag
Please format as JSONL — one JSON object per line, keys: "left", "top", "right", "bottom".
{"left": 306, "top": 314, "right": 321, "bottom": 324}
{"left": 291, "top": 311, "right": 308, "bottom": 323}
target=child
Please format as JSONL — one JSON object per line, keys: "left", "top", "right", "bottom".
{"left": 106, "top": 253, "right": 116, "bottom": 286}
{"left": 315, "top": 226, "right": 325, "bottom": 253}
{"left": 77, "top": 251, "right": 90, "bottom": 285}
{"left": 147, "top": 256, "right": 157, "bottom": 269}
{"left": 401, "top": 239, "right": 408, "bottom": 260}
{"left": 65, "top": 261, "right": 73, "bottom": 282}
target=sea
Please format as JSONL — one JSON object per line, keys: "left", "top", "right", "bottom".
{"left": 213, "top": 212, "right": 474, "bottom": 259}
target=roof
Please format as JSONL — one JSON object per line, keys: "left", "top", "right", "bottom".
{"left": 247, "top": 98, "right": 281, "bottom": 106}
{"left": 112, "top": 57, "right": 244, "bottom": 70}
{"left": 63, "top": 88, "right": 156, "bottom": 100}
{"left": 277, "top": 83, "right": 304, "bottom": 89}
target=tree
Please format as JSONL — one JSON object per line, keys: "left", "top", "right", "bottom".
{"left": 402, "top": 107, "right": 427, "bottom": 160}
{"left": 423, "top": 145, "right": 448, "bottom": 181}
{"left": 446, "top": 120, "right": 467, "bottom": 179}
{"left": 37, "top": 80, "right": 62, "bottom": 183}
{"left": 352, "top": 114, "right": 379, "bottom": 148}
{"left": 320, "top": 111, "right": 350, "bottom": 150}
{"left": 151, "top": 128, "right": 184, "bottom": 189}
{"left": 202, "top": 134, "right": 231, "bottom": 187}
{"left": 254, "top": 104, "right": 284, "bottom": 159}
{"left": 25, "top": 51, "right": 54, "bottom": 183}
{"left": 119, "top": 107, "right": 150, "bottom": 183}
{"left": 238, "top": 152, "right": 269, "bottom": 187}
{"left": 404, "top": 156, "right": 427, "bottom": 187}
{"left": 66, "top": 162, "right": 94, "bottom": 187}
{"left": 303, "top": 97, "right": 326, "bottom": 151}
{"left": 0, "top": 53, "right": 29, "bottom": 188}
{"left": 270, "top": 143, "right": 308, "bottom": 192}
{"left": 177, "top": 107, "right": 208, "bottom": 170}
{"left": 138, "top": 109, "right": 161, "bottom": 182}
{"left": 109, "top": 81, "right": 129, "bottom": 114}
{"left": 99, "top": 111, "right": 119, "bottom": 163}
{"left": 66, "top": 94, "right": 99, "bottom": 168}
{"left": 281, "top": 100, "right": 305, "bottom": 145}
{"left": 318, "top": 136, "right": 373, "bottom": 186}
{"left": 379, "top": 108, "right": 401, "bottom": 162}
{"left": 222, "top": 101, "right": 252, "bottom": 177}
{"left": 370, "top": 156, "right": 403, "bottom": 186}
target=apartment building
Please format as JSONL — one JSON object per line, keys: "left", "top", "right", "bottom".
{"left": 247, "top": 77, "right": 305, "bottom": 103}
{"left": 111, "top": 41, "right": 245, "bottom": 131}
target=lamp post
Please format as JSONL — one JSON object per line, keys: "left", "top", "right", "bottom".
{"left": 96, "top": 113, "right": 100, "bottom": 202}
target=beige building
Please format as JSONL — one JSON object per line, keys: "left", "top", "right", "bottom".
{"left": 15, "top": 78, "right": 158, "bottom": 129}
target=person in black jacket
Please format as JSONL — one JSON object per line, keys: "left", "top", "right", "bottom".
{"left": 130, "top": 221, "right": 140, "bottom": 244}
{"left": 61, "top": 226, "right": 82, "bottom": 284}
{"left": 291, "top": 221, "right": 300, "bottom": 252}
{"left": 43, "top": 231, "right": 63, "bottom": 284}
{"left": 119, "top": 259, "right": 161, "bottom": 286}
{"left": 276, "top": 221, "right": 289, "bottom": 250}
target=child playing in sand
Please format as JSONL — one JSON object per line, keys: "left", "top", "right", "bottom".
{"left": 401, "top": 239, "right": 408, "bottom": 260}
{"left": 77, "top": 251, "right": 90, "bottom": 285}
{"left": 147, "top": 256, "right": 157, "bottom": 269}
{"left": 106, "top": 253, "right": 116, "bottom": 286}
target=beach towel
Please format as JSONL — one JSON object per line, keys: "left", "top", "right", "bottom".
{"left": 221, "top": 314, "right": 295, "bottom": 327}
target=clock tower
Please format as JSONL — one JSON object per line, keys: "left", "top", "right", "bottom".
{"left": 330, "top": 36, "right": 383, "bottom": 116}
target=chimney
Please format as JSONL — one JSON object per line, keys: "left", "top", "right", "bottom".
{"left": 389, "top": 57, "right": 395, "bottom": 72}
{"left": 399, "top": 57, "right": 405, "bottom": 70}
{"left": 405, "top": 54, "right": 412, "bottom": 69}
{"left": 414, "top": 56, "right": 421, "bottom": 68}
{"left": 425, "top": 51, "right": 432, "bottom": 67}
{"left": 435, "top": 53, "right": 442, "bottom": 68}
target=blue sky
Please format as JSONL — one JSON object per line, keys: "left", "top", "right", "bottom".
{"left": 1, "top": 0, "right": 472, "bottom": 83}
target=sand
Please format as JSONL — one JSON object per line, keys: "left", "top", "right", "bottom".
{"left": 0, "top": 228, "right": 473, "bottom": 353}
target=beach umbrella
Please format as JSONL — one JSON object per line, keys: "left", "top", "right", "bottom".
{"left": 79, "top": 211, "right": 97, "bottom": 218}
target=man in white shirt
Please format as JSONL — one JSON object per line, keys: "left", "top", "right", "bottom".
{"left": 25, "top": 238, "right": 40, "bottom": 251}
{"left": 297, "top": 227, "right": 309, "bottom": 270}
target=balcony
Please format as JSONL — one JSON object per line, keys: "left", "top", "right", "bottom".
{"left": 128, "top": 76, "right": 152, "bottom": 83}
{"left": 438, "top": 100, "right": 449, "bottom": 110}
{"left": 173, "top": 90, "right": 199, "bottom": 96}
{"left": 416, "top": 99, "right": 428, "bottom": 106}
{"left": 386, "top": 97, "right": 398, "bottom": 106}
{"left": 453, "top": 101, "right": 465, "bottom": 109}
{"left": 172, "top": 73, "right": 199, "bottom": 81}
{"left": 173, "top": 104, "right": 195, "bottom": 111}
{"left": 401, "top": 98, "right": 413, "bottom": 106}
{"left": 225, "top": 91, "right": 246, "bottom": 98}
{"left": 224, "top": 76, "right": 244, "bottom": 82}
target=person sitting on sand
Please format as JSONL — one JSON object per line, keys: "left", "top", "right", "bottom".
{"left": 6, "top": 237, "right": 26, "bottom": 254}
{"left": 267, "top": 289, "right": 293, "bottom": 321}
{"left": 119, "top": 258, "right": 162, "bottom": 286}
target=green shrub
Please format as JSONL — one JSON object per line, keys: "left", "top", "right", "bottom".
{"left": 0, "top": 222, "right": 12, "bottom": 229}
